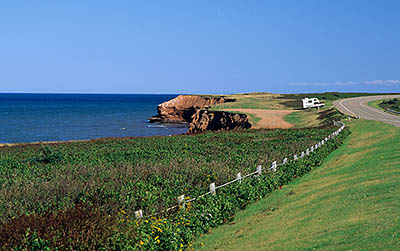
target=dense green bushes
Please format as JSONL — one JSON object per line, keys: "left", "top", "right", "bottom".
{"left": 0, "top": 127, "right": 336, "bottom": 220}
{"left": 379, "top": 98, "right": 400, "bottom": 112}
{"left": 127, "top": 128, "right": 350, "bottom": 250}
{"left": 0, "top": 126, "right": 349, "bottom": 249}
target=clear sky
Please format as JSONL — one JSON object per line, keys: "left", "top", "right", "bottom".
{"left": 1, "top": 1, "right": 399, "bottom": 94}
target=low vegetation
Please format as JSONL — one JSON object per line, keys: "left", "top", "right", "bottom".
{"left": 368, "top": 98, "right": 400, "bottom": 115}
{"left": 196, "top": 120, "right": 400, "bottom": 250}
{"left": 0, "top": 125, "right": 346, "bottom": 249}
{"left": 379, "top": 98, "right": 400, "bottom": 112}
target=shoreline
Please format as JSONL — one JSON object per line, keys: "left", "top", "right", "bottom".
{"left": 0, "top": 127, "right": 189, "bottom": 147}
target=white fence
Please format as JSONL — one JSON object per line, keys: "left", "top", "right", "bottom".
{"left": 134, "top": 121, "right": 346, "bottom": 219}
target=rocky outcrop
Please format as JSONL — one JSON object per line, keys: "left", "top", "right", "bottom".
{"left": 148, "top": 95, "right": 225, "bottom": 123}
{"left": 188, "top": 110, "right": 251, "bottom": 133}
{"left": 148, "top": 95, "right": 251, "bottom": 133}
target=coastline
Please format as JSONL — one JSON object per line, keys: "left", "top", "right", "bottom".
{"left": 0, "top": 93, "right": 188, "bottom": 145}
{"left": 0, "top": 127, "right": 188, "bottom": 148}
{"left": 0, "top": 139, "right": 90, "bottom": 148}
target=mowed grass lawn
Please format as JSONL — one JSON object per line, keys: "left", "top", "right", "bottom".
{"left": 196, "top": 119, "right": 400, "bottom": 250}
{"left": 368, "top": 99, "right": 385, "bottom": 111}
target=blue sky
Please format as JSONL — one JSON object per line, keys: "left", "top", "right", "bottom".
{"left": 0, "top": 1, "right": 399, "bottom": 94}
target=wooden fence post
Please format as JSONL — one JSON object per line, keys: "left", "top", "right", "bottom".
{"left": 306, "top": 148, "right": 310, "bottom": 155}
{"left": 256, "top": 165, "right": 262, "bottom": 175}
{"left": 135, "top": 209, "right": 143, "bottom": 219}
{"left": 177, "top": 194, "right": 185, "bottom": 209}
{"left": 236, "top": 173, "right": 242, "bottom": 183}
{"left": 271, "top": 161, "right": 277, "bottom": 172}
{"left": 210, "top": 183, "right": 216, "bottom": 195}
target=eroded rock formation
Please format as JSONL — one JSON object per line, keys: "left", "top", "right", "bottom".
{"left": 188, "top": 110, "right": 251, "bottom": 133}
{"left": 148, "top": 95, "right": 225, "bottom": 123}
{"left": 149, "top": 95, "right": 251, "bottom": 133}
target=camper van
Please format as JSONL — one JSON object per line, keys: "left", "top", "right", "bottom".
{"left": 302, "top": 98, "right": 325, "bottom": 109}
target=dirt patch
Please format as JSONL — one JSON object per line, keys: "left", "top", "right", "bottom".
{"left": 224, "top": 109, "right": 295, "bottom": 129}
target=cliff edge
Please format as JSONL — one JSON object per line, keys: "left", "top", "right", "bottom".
{"left": 148, "top": 95, "right": 225, "bottom": 123}
{"left": 149, "top": 95, "right": 251, "bottom": 133}
{"left": 188, "top": 110, "right": 251, "bottom": 133}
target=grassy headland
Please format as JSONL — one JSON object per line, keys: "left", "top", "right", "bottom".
{"left": 196, "top": 119, "right": 400, "bottom": 250}
{"left": 208, "top": 92, "right": 388, "bottom": 127}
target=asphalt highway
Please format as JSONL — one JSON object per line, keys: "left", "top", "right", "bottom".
{"left": 333, "top": 95, "right": 400, "bottom": 127}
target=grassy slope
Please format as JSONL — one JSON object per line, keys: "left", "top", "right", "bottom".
{"left": 197, "top": 119, "right": 400, "bottom": 250}
{"left": 368, "top": 99, "right": 385, "bottom": 111}
{"left": 284, "top": 110, "right": 324, "bottom": 128}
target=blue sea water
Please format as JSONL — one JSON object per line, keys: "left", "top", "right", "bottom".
{"left": 0, "top": 93, "right": 188, "bottom": 143}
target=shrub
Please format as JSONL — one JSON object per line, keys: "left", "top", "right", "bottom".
{"left": 119, "top": 128, "right": 350, "bottom": 250}
{"left": 28, "top": 145, "right": 64, "bottom": 164}
{"left": 0, "top": 126, "right": 349, "bottom": 249}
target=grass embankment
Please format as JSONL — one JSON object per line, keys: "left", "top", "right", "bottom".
{"left": 285, "top": 109, "right": 328, "bottom": 128}
{"left": 368, "top": 99, "right": 385, "bottom": 111}
{"left": 197, "top": 120, "right": 400, "bottom": 250}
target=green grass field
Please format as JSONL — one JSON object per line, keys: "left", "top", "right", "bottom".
{"left": 284, "top": 109, "right": 328, "bottom": 128}
{"left": 284, "top": 107, "right": 347, "bottom": 128}
{"left": 368, "top": 99, "right": 385, "bottom": 111}
{"left": 196, "top": 119, "right": 400, "bottom": 250}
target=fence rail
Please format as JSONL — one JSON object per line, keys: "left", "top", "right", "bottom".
{"left": 135, "top": 121, "right": 346, "bottom": 219}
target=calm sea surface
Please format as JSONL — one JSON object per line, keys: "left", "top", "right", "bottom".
{"left": 0, "top": 93, "right": 188, "bottom": 143}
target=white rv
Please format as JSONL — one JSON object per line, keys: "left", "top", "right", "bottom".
{"left": 302, "top": 98, "right": 325, "bottom": 109}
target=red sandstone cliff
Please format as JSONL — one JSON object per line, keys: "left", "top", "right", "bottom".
{"left": 148, "top": 95, "right": 252, "bottom": 133}
{"left": 148, "top": 95, "right": 225, "bottom": 123}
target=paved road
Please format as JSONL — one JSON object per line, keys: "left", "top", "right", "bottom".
{"left": 333, "top": 95, "right": 400, "bottom": 127}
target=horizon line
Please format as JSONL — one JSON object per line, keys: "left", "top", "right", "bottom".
{"left": 0, "top": 91, "right": 188, "bottom": 95}
{"left": 0, "top": 91, "right": 399, "bottom": 95}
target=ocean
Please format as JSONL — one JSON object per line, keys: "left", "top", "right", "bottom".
{"left": 0, "top": 93, "right": 188, "bottom": 143}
